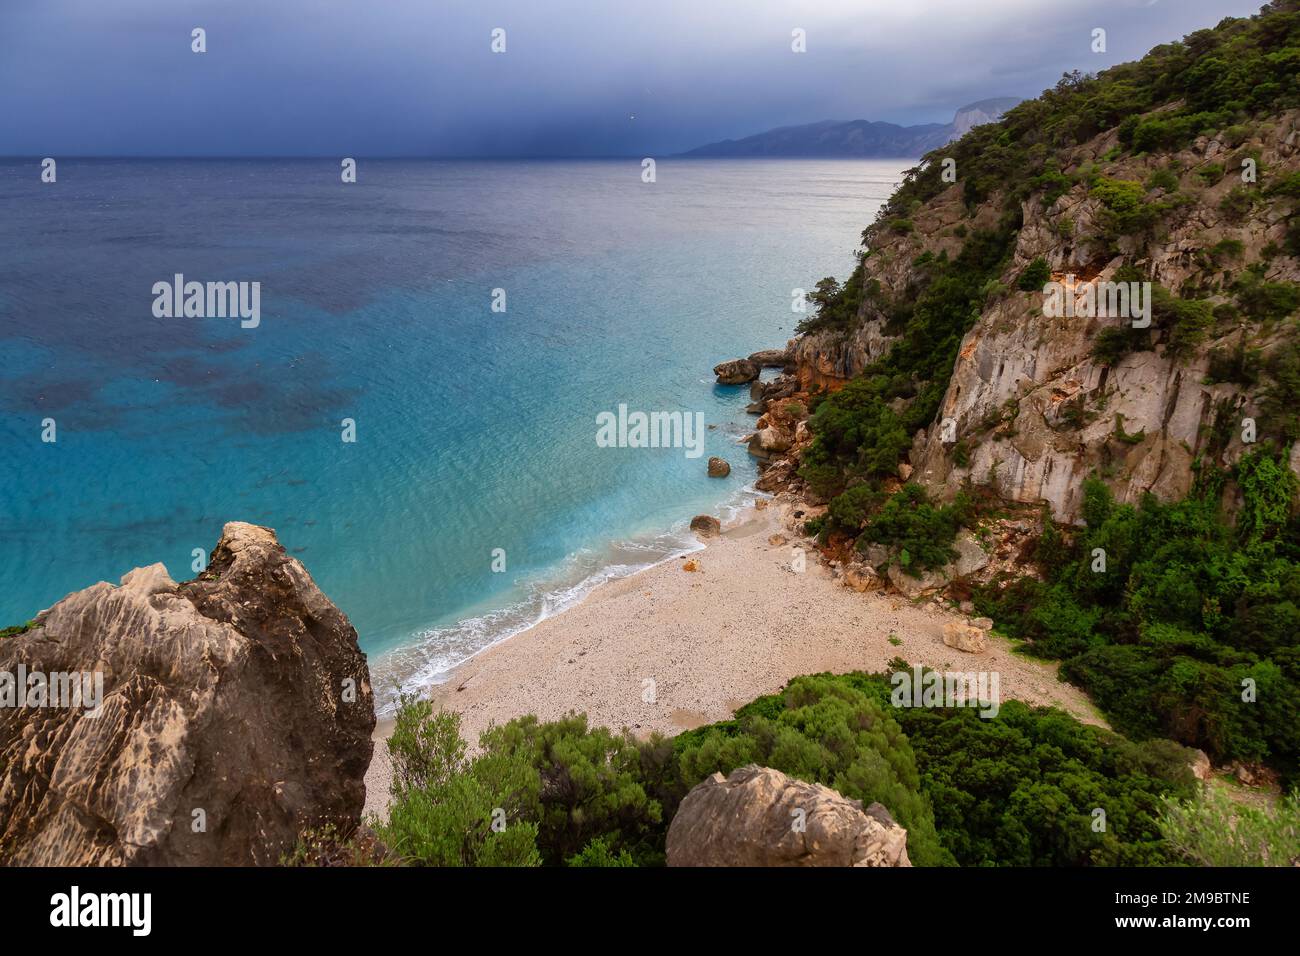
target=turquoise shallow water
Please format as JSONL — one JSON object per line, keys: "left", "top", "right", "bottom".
{"left": 0, "top": 157, "right": 907, "bottom": 707}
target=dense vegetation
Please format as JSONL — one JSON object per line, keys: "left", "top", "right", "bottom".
{"left": 347, "top": 670, "right": 1198, "bottom": 868}
{"left": 975, "top": 452, "right": 1300, "bottom": 784}
{"left": 797, "top": 225, "right": 1016, "bottom": 566}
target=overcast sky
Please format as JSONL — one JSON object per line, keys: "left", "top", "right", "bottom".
{"left": 0, "top": 0, "right": 1266, "bottom": 157}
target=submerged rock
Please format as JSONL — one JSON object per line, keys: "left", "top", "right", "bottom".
{"left": 0, "top": 522, "right": 375, "bottom": 866}
{"left": 666, "top": 765, "right": 911, "bottom": 867}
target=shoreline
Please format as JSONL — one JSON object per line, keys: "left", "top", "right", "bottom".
{"left": 362, "top": 495, "right": 1106, "bottom": 818}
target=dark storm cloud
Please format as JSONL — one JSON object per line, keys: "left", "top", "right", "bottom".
{"left": 0, "top": 0, "right": 1267, "bottom": 157}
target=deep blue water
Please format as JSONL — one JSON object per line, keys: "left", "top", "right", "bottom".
{"left": 0, "top": 157, "right": 907, "bottom": 707}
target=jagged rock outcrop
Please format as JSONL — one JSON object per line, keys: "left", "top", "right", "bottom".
{"left": 713, "top": 358, "right": 759, "bottom": 385}
{"left": 666, "top": 765, "right": 911, "bottom": 867}
{"left": 747, "top": 347, "right": 793, "bottom": 369}
{"left": 0, "top": 522, "right": 375, "bottom": 866}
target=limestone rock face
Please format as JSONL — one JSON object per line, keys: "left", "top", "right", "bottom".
{"left": 713, "top": 358, "right": 760, "bottom": 385}
{"left": 0, "top": 522, "right": 375, "bottom": 866}
{"left": 666, "top": 765, "right": 911, "bottom": 867}
{"left": 790, "top": 109, "right": 1300, "bottom": 523}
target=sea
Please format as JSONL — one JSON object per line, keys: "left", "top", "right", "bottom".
{"left": 0, "top": 157, "right": 909, "bottom": 710}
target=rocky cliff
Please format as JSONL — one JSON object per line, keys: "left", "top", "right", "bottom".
{"left": 785, "top": 60, "right": 1300, "bottom": 523}
{"left": 0, "top": 522, "right": 375, "bottom": 866}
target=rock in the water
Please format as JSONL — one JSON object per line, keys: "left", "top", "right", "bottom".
{"left": 707, "top": 456, "right": 731, "bottom": 478}
{"left": 713, "top": 358, "right": 760, "bottom": 385}
{"left": 942, "top": 621, "right": 989, "bottom": 654}
{"left": 689, "top": 515, "right": 722, "bottom": 538}
{"left": 666, "top": 765, "right": 911, "bottom": 867}
{"left": 0, "top": 521, "right": 375, "bottom": 866}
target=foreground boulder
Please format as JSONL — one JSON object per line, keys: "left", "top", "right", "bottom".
{"left": 666, "top": 765, "right": 911, "bottom": 867}
{"left": 707, "top": 456, "right": 731, "bottom": 478}
{"left": 0, "top": 522, "right": 375, "bottom": 866}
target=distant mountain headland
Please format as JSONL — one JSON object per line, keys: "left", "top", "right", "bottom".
{"left": 680, "top": 97, "right": 1022, "bottom": 158}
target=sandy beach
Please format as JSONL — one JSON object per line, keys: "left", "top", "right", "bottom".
{"left": 363, "top": 499, "right": 1105, "bottom": 817}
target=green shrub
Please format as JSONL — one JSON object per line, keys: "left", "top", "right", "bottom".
{"left": 826, "top": 481, "right": 887, "bottom": 534}
{"left": 387, "top": 694, "right": 467, "bottom": 797}
{"left": 1208, "top": 237, "right": 1245, "bottom": 264}
{"left": 1091, "top": 325, "right": 1148, "bottom": 365}
{"left": 1233, "top": 271, "right": 1300, "bottom": 321}
{"left": 1151, "top": 286, "right": 1215, "bottom": 357}
{"left": 1196, "top": 163, "right": 1225, "bottom": 186}
{"left": 862, "top": 484, "right": 969, "bottom": 574}
{"left": 479, "top": 713, "right": 670, "bottom": 865}
{"left": 1146, "top": 167, "right": 1180, "bottom": 192}
{"left": 975, "top": 458, "right": 1300, "bottom": 782}
{"left": 1219, "top": 186, "right": 1257, "bottom": 222}
{"left": 380, "top": 706, "right": 542, "bottom": 867}
{"left": 1017, "top": 257, "right": 1052, "bottom": 291}
{"left": 566, "top": 836, "right": 637, "bottom": 867}
{"left": 1206, "top": 340, "right": 1261, "bottom": 386}
{"left": 380, "top": 703, "right": 672, "bottom": 866}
